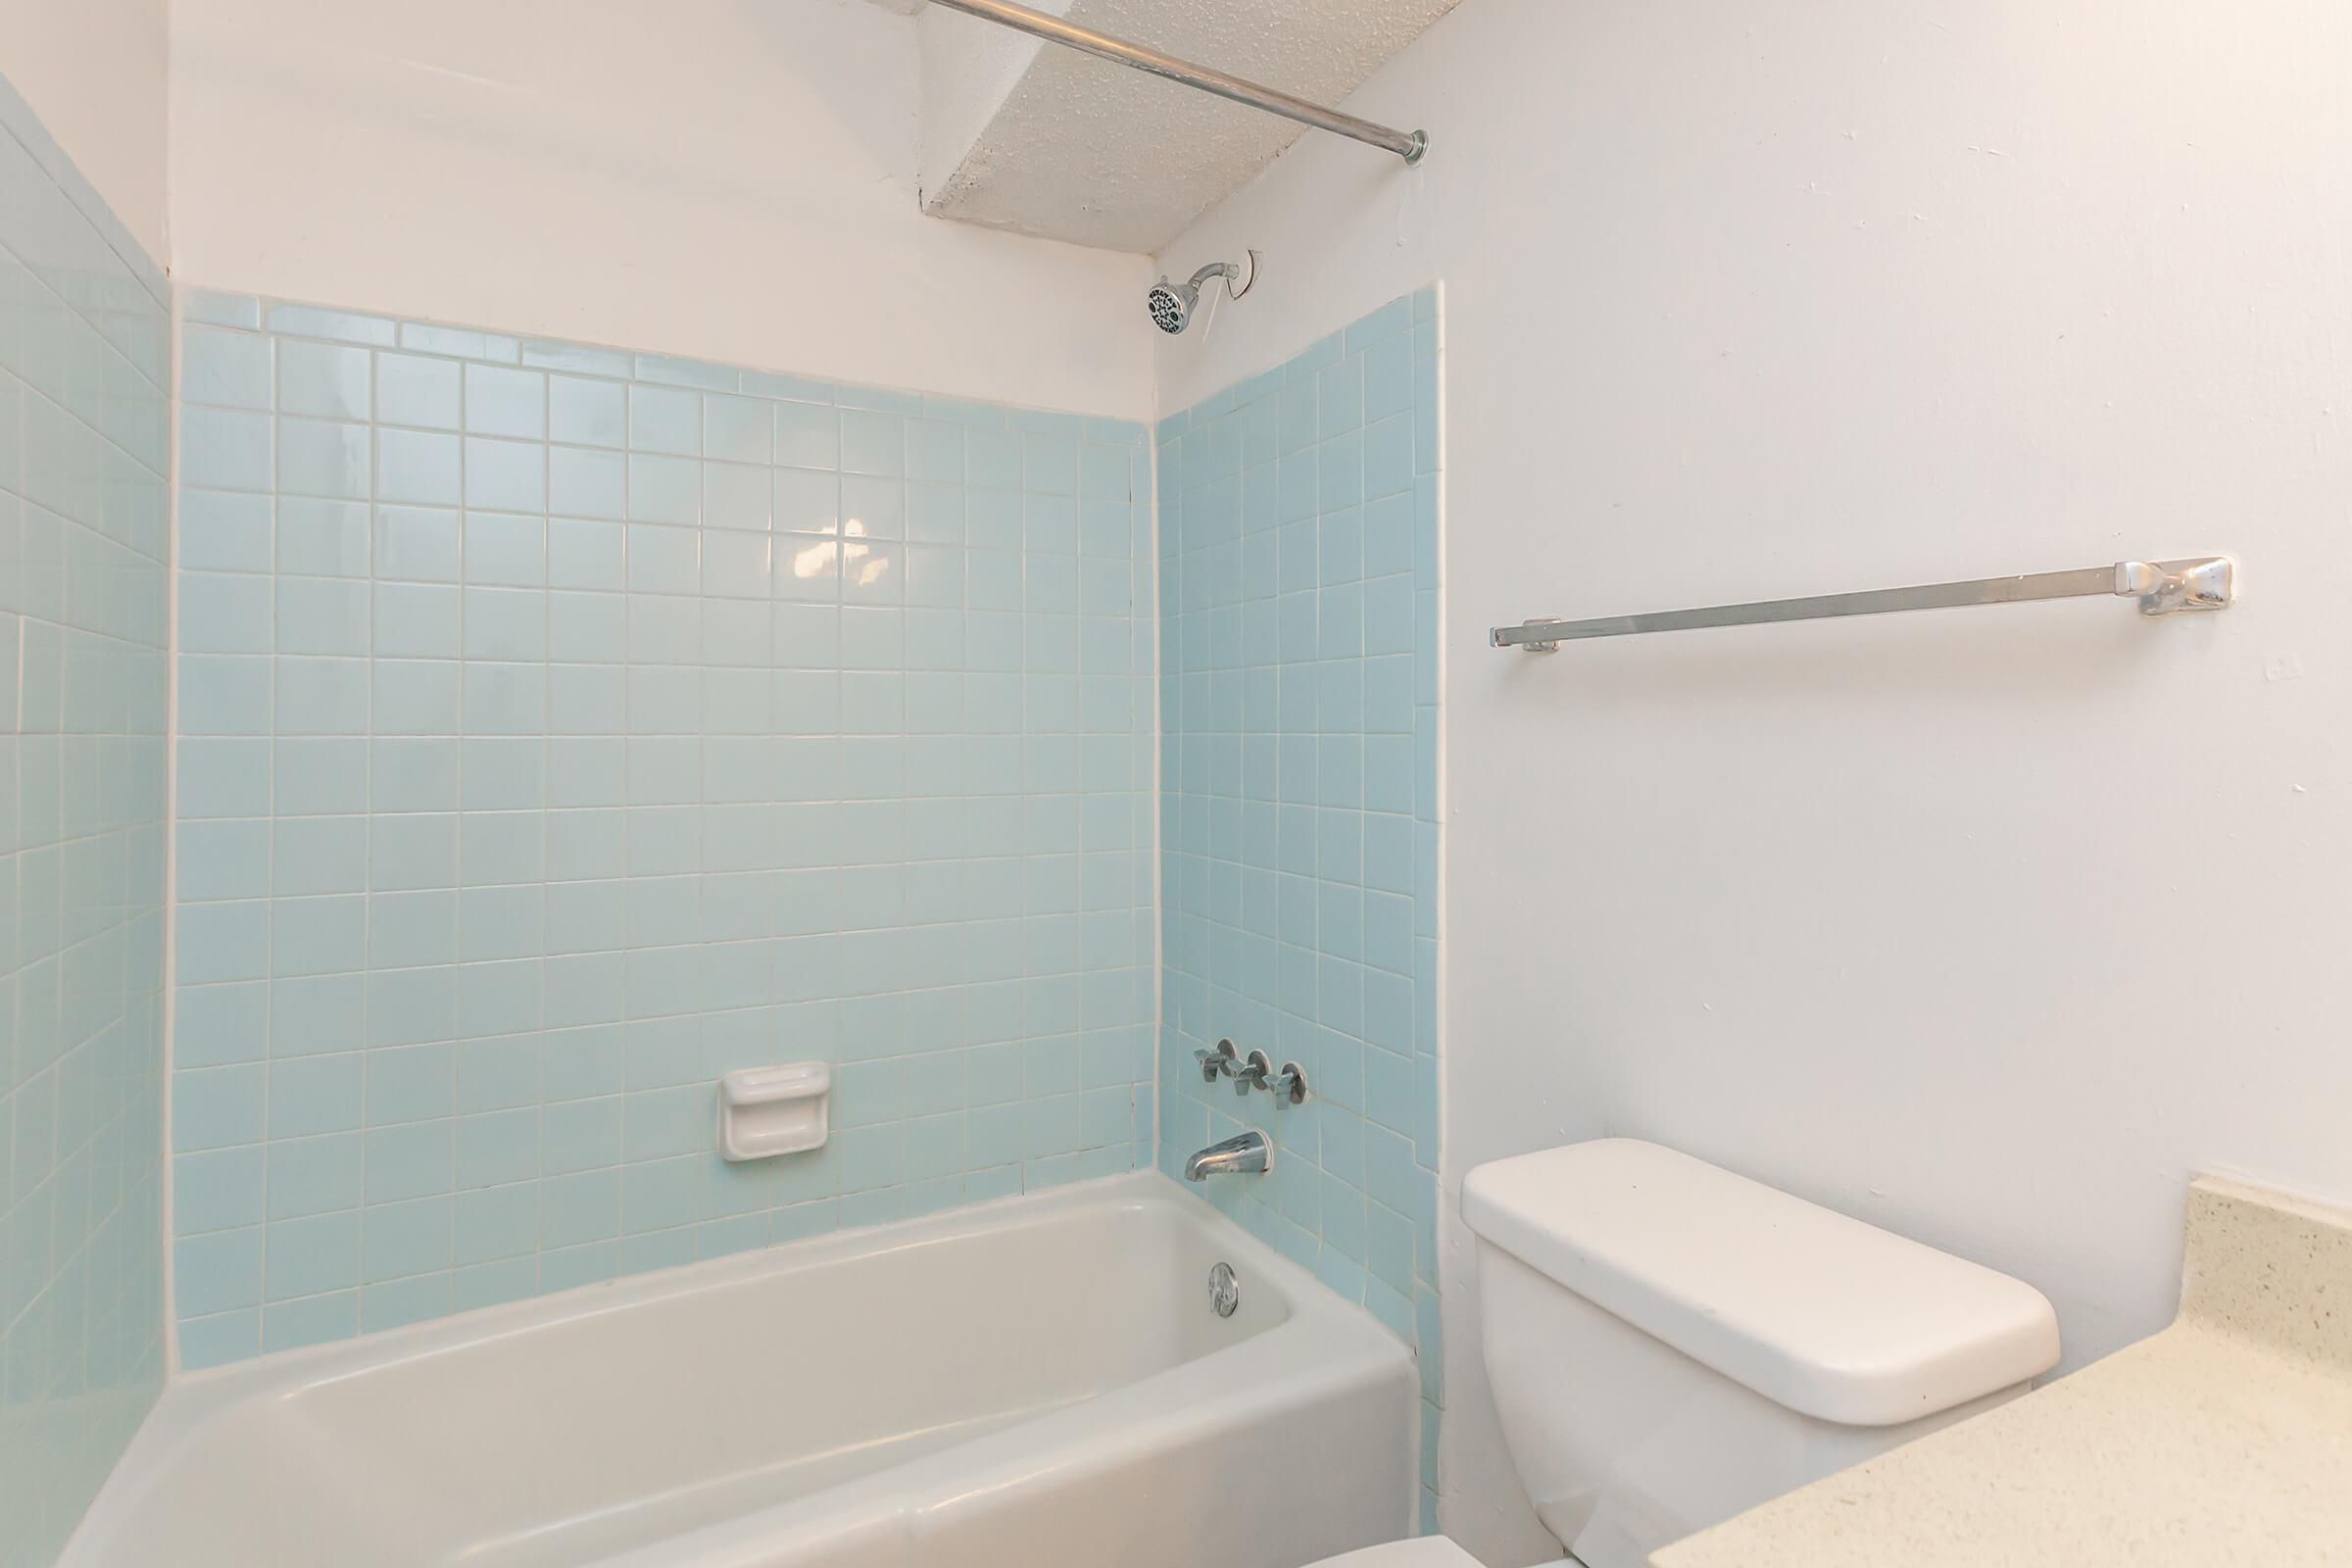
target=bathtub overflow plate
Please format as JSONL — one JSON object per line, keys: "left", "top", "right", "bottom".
{"left": 1208, "top": 1261, "right": 1240, "bottom": 1318}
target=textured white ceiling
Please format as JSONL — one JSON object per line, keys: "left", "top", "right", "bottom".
{"left": 915, "top": 0, "right": 1457, "bottom": 254}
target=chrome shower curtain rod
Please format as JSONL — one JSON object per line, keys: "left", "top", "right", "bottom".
{"left": 925, "top": 0, "right": 1428, "bottom": 165}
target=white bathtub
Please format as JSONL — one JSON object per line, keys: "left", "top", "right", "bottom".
{"left": 64, "top": 1174, "right": 1417, "bottom": 1568}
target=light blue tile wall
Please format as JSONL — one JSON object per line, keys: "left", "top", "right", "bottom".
{"left": 1156, "top": 288, "right": 1442, "bottom": 1532}
{"left": 171, "top": 294, "right": 1156, "bottom": 1368}
{"left": 0, "top": 74, "right": 172, "bottom": 1568}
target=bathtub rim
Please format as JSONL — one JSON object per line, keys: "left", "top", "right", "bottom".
{"left": 65, "top": 1169, "right": 1417, "bottom": 1565}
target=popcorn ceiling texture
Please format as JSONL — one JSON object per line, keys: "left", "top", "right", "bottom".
{"left": 921, "top": 0, "right": 1461, "bottom": 252}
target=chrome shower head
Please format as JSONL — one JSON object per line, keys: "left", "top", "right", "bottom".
{"left": 1147, "top": 277, "right": 1198, "bottom": 334}
{"left": 1148, "top": 253, "right": 1255, "bottom": 335}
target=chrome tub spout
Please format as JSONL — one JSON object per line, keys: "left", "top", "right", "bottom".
{"left": 1184, "top": 1130, "right": 1271, "bottom": 1181}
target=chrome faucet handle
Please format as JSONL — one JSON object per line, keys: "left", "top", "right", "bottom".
{"left": 1234, "top": 1049, "right": 1273, "bottom": 1096}
{"left": 1263, "top": 1060, "right": 1310, "bottom": 1106}
{"left": 1194, "top": 1040, "right": 1240, "bottom": 1083}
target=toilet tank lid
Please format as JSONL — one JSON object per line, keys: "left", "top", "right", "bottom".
{"left": 1460, "top": 1140, "right": 2060, "bottom": 1427}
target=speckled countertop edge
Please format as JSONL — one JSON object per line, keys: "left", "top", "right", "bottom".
{"left": 1652, "top": 1173, "right": 2352, "bottom": 1568}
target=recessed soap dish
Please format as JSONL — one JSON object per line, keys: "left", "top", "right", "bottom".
{"left": 718, "top": 1063, "right": 830, "bottom": 1161}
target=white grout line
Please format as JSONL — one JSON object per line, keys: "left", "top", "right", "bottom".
{"left": 168, "top": 294, "right": 1161, "bottom": 1352}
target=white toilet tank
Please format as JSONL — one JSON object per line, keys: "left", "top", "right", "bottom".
{"left": 1461, "top": 1140, "right": 2060, "bottom": 1568}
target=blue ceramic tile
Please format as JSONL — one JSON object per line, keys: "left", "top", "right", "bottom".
{"left": 184, "top": 324, "right": 273, "bottom": 410}
{"left": 181, "top": 405, "right": 272, "bottom": 492}
{"left": 775, "top": 402, "right": 839, "bottom": 470}
{"left": 377, "top": 427, "right": 462, "bottom": 506}
{"left": 278, "top": 340, "right": 371, "bottom": 421}
{"left": 185, "top": 289, "right": 263, "bottom": 329}
{"left": 629, "top": 384, "right": 702, "bottom": 456}
{"left": 627, "top": 454, "right": 700, "bottom": 524}
{"left": 276, "top": 497, "right": 369, "bottom": 578}
{"left": 175, "top": 1147, "right": 267, "bottom": 1234}
{"left": 175, "top": 901, "right": 272, "bottom": 985}
{"left": 265, "top": 1210, "right": 362, "bottom": 1300}
{"left": 175, "top": 1228, "right": 264, "bottom": 1318}
{"left": 403, "top": 321, "right": 519, "bottom": 363}
{"left": 277, "top": 422, "right": 368, "bottom": 503}
{"left": 550, "top": 445, "right": 626, "bottom": 520}
{"left": 525, "top": 340, "right": 633, "bottom": 379}
{"left": 839, "top": 410, "right": 905, "bottom": 477}
{"left": 549, "top": 375, "right": 624, "bottom": 449}
{"left": 376, "top": 353, "right": 462, "bottom": 431}
{"left": 266, "top": 302, "right": 397, "bottom": 346}
{"left": 180, "top": 488, "right": 273, "bottom": 572}
{"left": 466, "top": 436, "right": 546, "bottom": 512}
{"left": 466, "top": 365, "right": 546, "bottom": 440}
{"left": 266, "top": 1132, "right": 364, "bottom": 1220}
{"left": 277, "top": 576, "right": 370, "bottom": 656}
{"left": 633, "top": 354, "right": 736, "bottom": 393}
{"left": 177, "top": 572, "right": 271, "bottom": 655}
{"left": 1155, "top": 289, "right": 1442, "bottom": 1480}
{"left": 169, "top": 293, "right": 1155, "bottom": 1366}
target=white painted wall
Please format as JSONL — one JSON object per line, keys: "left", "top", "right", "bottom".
{"left": 169, "top": 0, "right": 1155, "bottom": 419}
{"left": 1152, "top": 1, "right": 2352, "bottom": 1560}
{"left": 0, "top": 0, "right": 171, "bottom": 260}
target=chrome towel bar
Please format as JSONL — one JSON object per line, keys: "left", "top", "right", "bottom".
{"left": 1492, "top": 557, "right": 2234, "bottom": 652}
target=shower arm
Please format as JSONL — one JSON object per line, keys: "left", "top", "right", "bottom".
{"left": 924, "top": 0, "right": 1428, "bottom": 165}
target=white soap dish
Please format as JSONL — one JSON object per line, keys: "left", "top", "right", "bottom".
{"left": 717, "top": 1063, "right": 830, "bottom": 1161}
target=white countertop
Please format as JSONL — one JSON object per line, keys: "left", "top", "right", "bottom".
{"left": 1654, "top": 1173, "right": 2352, "bottom": 1567}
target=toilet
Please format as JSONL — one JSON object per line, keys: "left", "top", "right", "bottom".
{"left": 1315, "top": 1139, "right": 2061, "bottom": 1567}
